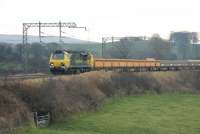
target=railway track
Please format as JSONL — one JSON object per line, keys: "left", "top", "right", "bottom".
{"left": 1, "top": 66, "right": 200, "bottom": 81}
{"left": 0, "top": 73, "right": 50, "bottom": 80}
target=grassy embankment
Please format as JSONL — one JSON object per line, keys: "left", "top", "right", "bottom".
{"left": 18, "top": 94, "right": 200, "bottom": 134}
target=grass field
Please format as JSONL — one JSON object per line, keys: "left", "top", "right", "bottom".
{"left": 18, "top": 94, "right": 200, "bottom": 134}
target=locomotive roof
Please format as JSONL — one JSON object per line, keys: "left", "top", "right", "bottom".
{"left": 64, "top": 50, "right": 89, "bottom": 53}
{"left": 54, "top": 50, "right": 90, "bottom": 54}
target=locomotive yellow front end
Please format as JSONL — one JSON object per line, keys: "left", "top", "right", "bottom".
{"left": 49, "top": 50, "right": 70, "bottom": 73}
{"left": 49, "top": 50, "right": 94, "bottom": 74}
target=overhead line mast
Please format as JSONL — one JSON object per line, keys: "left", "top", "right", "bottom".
{"left": 22, "top": 21, "right": 87, "bottom": 72}
{"left": 102, "top": 37, "right": 124, "bottom": 58}
{"left": 22, "top": 21, "right": 87, "bottom": 44}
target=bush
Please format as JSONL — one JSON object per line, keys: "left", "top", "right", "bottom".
{"left": 0, "top": 88, "right": 31, "bottom": 133}
{"left": 1, "top": 71, "right": 200, "bottom": 133}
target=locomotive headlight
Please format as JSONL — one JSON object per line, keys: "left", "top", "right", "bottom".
{"left": 50, "top": 63, "right": 54, "bottom": 67}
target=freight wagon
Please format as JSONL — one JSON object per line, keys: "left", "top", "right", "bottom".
{"left": 160, "top": 60, "right": 200, "bottom": 71}
{"left": 94, "top": 58, "right": 160, "bottom": 72}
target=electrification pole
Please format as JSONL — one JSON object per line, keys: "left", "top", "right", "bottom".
{"left": 102, "top": 37, "right": 124, "bottom": 58}
{"left": 22, "top": 21, "right": 87, "bottom": 73}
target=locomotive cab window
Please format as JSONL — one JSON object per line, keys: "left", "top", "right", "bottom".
{"left": 52, "top": 52, "right": 64, "bottom": 59}
{"left": 81, "top": 52, "right": 89, "bottom": 60}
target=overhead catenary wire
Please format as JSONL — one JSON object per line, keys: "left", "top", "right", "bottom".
{"left": 22, "top": 21, "right": 87, "bottom": 73}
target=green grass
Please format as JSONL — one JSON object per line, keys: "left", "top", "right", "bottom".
{"left": 18, "top": 94, "right": 200, "bottom": 134}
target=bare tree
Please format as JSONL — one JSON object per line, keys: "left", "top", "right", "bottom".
{"left": 107, "top": 38, "right": 133, "bottom": 59}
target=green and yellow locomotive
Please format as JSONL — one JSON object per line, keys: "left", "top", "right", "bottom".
{"left": 49, "top": 50, "right": 94, "bottom": 74}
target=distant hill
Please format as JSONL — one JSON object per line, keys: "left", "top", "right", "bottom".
{"left": 0, "top": 34, "right": 95, "bottom": 44}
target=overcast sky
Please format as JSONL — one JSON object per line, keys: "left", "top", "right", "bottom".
{"left": 0, "top": 0, "right": 200, "bottom": 41}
